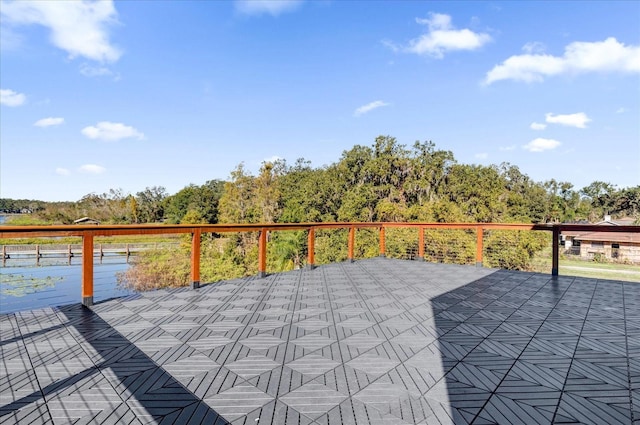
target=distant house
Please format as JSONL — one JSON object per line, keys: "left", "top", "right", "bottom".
{"left": 74, "top": 217, "right": 100, "bottom": 225}
{"left": 562, "top": 216, "right": 639, "bottom": 263}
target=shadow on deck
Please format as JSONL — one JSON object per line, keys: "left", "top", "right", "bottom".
{"left": 1, "top": 258, "right": 639, "bottom": 424}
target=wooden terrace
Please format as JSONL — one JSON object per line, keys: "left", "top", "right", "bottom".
{"left": 1, "top": 223, "right": 639, "bottom": 424}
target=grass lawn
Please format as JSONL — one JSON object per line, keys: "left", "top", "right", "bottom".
{"left": 559, "top": 257, "right": 640, "bottom": 282}
{"left": 530, "top": 246, "right": 640, "bottom": 282}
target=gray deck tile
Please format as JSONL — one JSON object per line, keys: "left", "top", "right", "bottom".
{"left": 225, "top": 355, "right": 280, "bottom": 379}
{"left": 280, "top": 382, "right": 348, "bottom": 420}
{"left": 204, "top": 384, "right": 273, "bottom": 421}
{"left": 286, "top": 354, "right": 341, "bottom": 378}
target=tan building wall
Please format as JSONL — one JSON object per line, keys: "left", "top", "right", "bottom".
{"left": 578, "top": 241, "right": 640, "bottom": 264}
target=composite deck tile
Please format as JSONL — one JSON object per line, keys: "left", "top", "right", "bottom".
{"left": 346, "top": 352, "right": 401, "bottom": 378}
{"left": 285, "top": 354, "right": 341, "bottom": 378}
{"left": 379, "top": 317, "right": 417, "bottom": 333}
{"left": 159, "top": 320, "right": 200, "bottom": 333}
{"left": 187, "top": 335, "right": 234, "bottom": 350}
{"left": 249, "top": 319, "right": 288, "bottom": 331}
{"left": 373, "top": 307, "right": 405, "bottom": 318}
{"left": 279, "top": 382, "right": 348, "bottom": 420}
{"left": 352, "top": 382, "right": 412, "bottom": 412}
{"left": 294, "top": 307, "right": 328, "bottom": 317}
{"left": 204, "top": 384, "right": 273, "bottom": 421}
{"left": 217, "top": 308, "right": 253, "bottom": 318}
{"left": 257, "top": 307, "right": 292, "bottom": 317}
{"left": 238, "top": 334, "right": 286, "bottom": 351}
{"left": 137, "top": 309, "right": 175, "bottom": 319}
{"left": 336, "top": 318, "right": 376, "bottom": 332}
{"left": 229, "top": 299, "right": 259, "bottom": 307}
{"left": 263, "top": 298, "right": 293, "bottom": 307}
{"left": 341, "top": 334, "right": 386, "bottom": 351}
{"left": 294, "top": 318, "right": 333, "bottom": 332}
{"left": 162, "top": 355, "right": 220, "bottom": 380}
{"left": 224, "top": 355, "right": 280, "bottom": 379}
{"left": 290, "top": 334, "right": 336, "bottom": 351}
{"left": 334, "top": 306, "right": 367, "bottom": 317}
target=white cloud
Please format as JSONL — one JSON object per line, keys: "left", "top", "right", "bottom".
{"left": 34, "top": 117, "right": 64, "bottom": 127}
{"left": 545, "top": 112, "right": 591, "bottom": 128}
{"left": 55, "top": 167, "right": 70, "bottom": 176}
{"left": 1, "top": 0, "right": 121, "bottom": 63}
{"left": 475, "top": 153, "right": 488, "bottom": 159}
{"left": 523, "top": 138, "right": 561, "bottom": 152}
{"left": 0, "top": 88, "right": 26, "bottom": 106}
{"left": 530, "top": 122, "right": 547, "bottom": 130}
{"left": 235, "top": 0, "right": 303, "bottom": 16}
{"left": 485, "top": 37, "right": 640, "bottom": 84}
{"left": 79, "top": 63, "right": 119, "bottom": 79}
{"left": 354, "top": 100, "right": 389, "bottom": 117}
{"left": 616, "top": 107, "right": 626, "bottom": 114}
{"left": 522, "top": 42, "right": 546, "bottom": 54}
{"left": 81, "top": 121, "right": 144, "bottom": 141}
{"left": 402, "top": 13, "right": 492, "bottom": 58}
{"left": 78, "top": 164, "right": 105, "bottom": 174}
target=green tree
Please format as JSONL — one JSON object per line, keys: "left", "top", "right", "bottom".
{"left": 135, "top": 186, "right": 168, "bottom": 223}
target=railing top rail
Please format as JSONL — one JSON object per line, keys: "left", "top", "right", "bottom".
{"left": 0, "top": 222, "right": 637, "bottom": 239}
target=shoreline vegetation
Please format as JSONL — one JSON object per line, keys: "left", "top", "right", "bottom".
{"left": 2, "top": 137, "right": 639, "bottom": 290}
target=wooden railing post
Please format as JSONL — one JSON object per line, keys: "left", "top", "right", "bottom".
{"left": 348, "top": 227, "right": 355, "bottom": 263}
{"left": 552, "top": 226, "right": 560, "bottom": 276}
{"left": 379, "top": 226, "right": 386, "bottom": 257}
{"left": 82, "top": 232, "right": 94, "bottom": 307}
{"left": 258, "top": 229, "right": 267, "bottom": 277}
{"left": 307, "top": 227, "right": 315, "bottom": 270}
{"left": 418, "top": 227, "right": 425, "bottom": 260}
{"left": 476, "top": 227, "right": 483, "bottom": 267}
{"left": 191, "top": 228, "right": 201, "bottom": 289}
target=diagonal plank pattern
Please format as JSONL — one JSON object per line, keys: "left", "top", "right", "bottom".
{"left": 1, "top": 258, "right": 639, "bottom": 424}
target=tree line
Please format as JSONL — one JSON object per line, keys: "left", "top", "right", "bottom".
{"left": 3, "top": 136, "right": 638, "bottom": 287}
{"left": 2, "top": 136, "right": 637, "bottom": 226}
{"left": 0, "top": 136, "right": 640, "bottom": 224}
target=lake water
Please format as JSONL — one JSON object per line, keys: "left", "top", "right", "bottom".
{"left": 0, "top": 216, "right": 137, "bottom": 314}
{"left": 1, "top": 258, "right": 134, "bottom": 314}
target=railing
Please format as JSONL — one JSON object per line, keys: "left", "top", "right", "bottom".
{"left": 1, "top": 222, "right": 638, "bottom": 307}
{"left": 1, "top": 242, "right": 180, "bottom": 265}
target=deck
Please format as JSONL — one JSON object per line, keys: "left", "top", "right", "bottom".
{"left": 1, "top": 258, "right": 639, "bottom": 424}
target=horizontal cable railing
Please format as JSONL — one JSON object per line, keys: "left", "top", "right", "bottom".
{"left": 1, "top": 222, "right": 638, "bottom": 307}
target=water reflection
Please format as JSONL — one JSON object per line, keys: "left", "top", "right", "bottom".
{"left": 0, "top": 257, "right": 133, "bottom": 314}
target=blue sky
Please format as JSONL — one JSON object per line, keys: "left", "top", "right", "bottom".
{"left": 1, "top": 0, "right": 639, "bottom": 202}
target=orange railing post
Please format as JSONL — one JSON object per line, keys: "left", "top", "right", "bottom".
{"left": 476, "top": 227, "right": 483, "bottom": 267}
{"left": 552, "top": 226, "right": 560, "bottom": 276}
{"left": 307, "top": 227, "right": 315, "bottom": 269}
{"left": 379, "top": 226, "right": 386, "bottom": 257}
{"left": 258, "top": 229, "right": 267, "bottom": 277}
{"left": 191, "top": 228, "right": 201, "bottom": 289}
{"left": 418, "top": 227, "right": 425, "bottom": 260}
{"left": 348, "top": 227, "right": 355, "bottom": 262}
{"left": 81, "top": 232, "right": 94, "bottom": 307}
